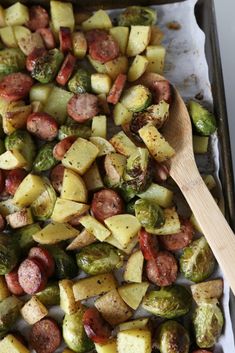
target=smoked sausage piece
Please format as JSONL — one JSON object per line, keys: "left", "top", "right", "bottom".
{"left": 18, "top": 258, "right": 47, "bottom": 295}
{"left": 29, "top": 318, "right": 61, "bottom": 353}
{"left": 91, "top": 189, "right": 124, "bottom": 223}
{"left": 27, "top": 6, "right": 49, "bottom": 31}
{"left": 139, "top": 229, "right": 159, "bottom": 260}
{"left": 28, "top": 247, "right": 55, "bottom": 277}
{"left": 5, "top": 267, "right": 25, "bottom": 296}
{"left": 27, "top": 112, "right": 58, "bottom": 141}
{"left": 67, "top": 93, "right": 99, "bottom": 122}
{"left": 160, "top": 219, "right": 194, "bottom": 251}
{"left": 0, "top": 73, "right": 34, "bottom": 102}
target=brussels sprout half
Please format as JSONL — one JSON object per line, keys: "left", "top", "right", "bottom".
{"left": 193, "top": 301, "right": 224, "bottom": 348}
{"left": 76, "top": 243, "right": 124, "bottom": 275}
{"left": 0, "top": 234, "right": 20, "bottom": 275}
{"left": 180, "top": 236, "right": 216, "bottom": 283}
{"left": 58, "top": 124, "right": 91, "bottom": 140}
{"left": 31, "top": 178, "right": 57, "bottom": 221}
{"left": 45, "top": 246, "right": 78, "bottom": 280}
{"left": 0, "top": 48, "right": 25, "bottom": 77}
{"left": 33, "top": 142, "right": 58, "bottom": 173}
{"left": 156, "top": 320, "right": 190, "bottom": 353}
{"left": 188, "top": 101, "right": 217, "bottom": 136}
{"left": 36, "top": 282, "right": 60, "bottom": 306}
{"left": 68, "top": 68, "right": 91, "bottom": 94}
{"left": 0, "top": 296, "right": 23, "bottom": 338}
{"left": 118, "top": 6, "right": 157, "bottom": 26}
{"left": 142, "top": 285, "right": 192, "bottom": 319}
{"left": 134, "top": 198, "right": 165, "bottom": 228}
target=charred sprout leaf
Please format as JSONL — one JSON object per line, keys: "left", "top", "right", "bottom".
{"left": 63, "top": 308, "right": 94, "bottom": 352}
{"left": 76, "top": 243, "right": 124, "bottom": 275}
{"left": 118, "top": 6, "right": 157, "bottom": 26}
{"left": 58, "top": 124, "right": 91, "bottom": 140}
{"left": 142, "top": 285, "right": 192, "bottom": 319}
{"left": 188, "top": 101, "right": 217, "bottom": 136}
{"left": 193, "top": 302, "right": 224, "bottom": 348}
{"left": 0, "top": 48, "right": 25, "bottom": 77}
{"left": 156, "top": 320, "right": 190, "bottom": 353}
{"left": 33, "top": 142, "right": 58, "bottom": 172}
{"left": 36, "top": 282, "right": 60, "bottom": 306}
{"left": 180, "top": 236, "right": 216, "bottom": 282}
{"left": 31, "top": 178, "right": 56, "bottom": 221}
{"left": 123, "top": 147, "right": 152, "bottom": 194}
{"left": 68, "top": 68, "right": 91, "bottom": 94}
{"left": 134, "top": 198, "right": 165, "bottom": 228}
{"left": 0, "top": 296, "right": 23, "bottom": 338}
{"left": 5, "top": 130, "right": 36, "bottom": 170}
{"left": 32, "top": 48, "right": 64, "bottom": 83}
{"left": 45, "top": 246, "right": 78, "bottom": 280}
{"left": 130, "top": 101, "right": 169, "bottom": 134}
{"left": 0, "top": 234, "right": 20, "bottom": 275}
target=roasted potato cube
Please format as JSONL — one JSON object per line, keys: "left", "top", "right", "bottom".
{"left": 145, "top": 207, "right": 180, "bottom": 235}
{"left": 91, "top": 115, "right": 107, "bottom": 139}
{"left": 50, "top": 1, "right": 75, "bottom": 32}
{"left": 109, "top": 27, "right": 129, "bottom": 55}
{"left": 83, "top": 162, "right": 104, "bottom": 192}
{"left": 124, "top": 250, "right": 144, "bottom": 283}
{"left": 118, "top": 282, "right": 149, "bottom": 309}
{"left": 118, "top": 318, "right": 149, "bottom": 331}
{"left": 0, "top": 150, "right": 27, "bottom": 170}
{"left": 51, "top": 198, "right": 89, "bottom": 223}
{"left": 13, "top": 174, "right": 45, "bottom": 208}
{"left": 79, "top": 215, "right": 111, "bottom": 242}
{"left": 6, "top": 208, "right": 33, "bottom": 229}
{"left": 105, "top": 56, "right": 128, "bottom": 80}
{"left": 126, "top": 26, "right": 151, "bottom": 57}
{"left": 5, "top": 3, "right": 29, "bottom": 26}
{"left": 59, "top": 279, "right": 80, "bottom": 315}
{"left": 67, "top": 229, "right": 96, "bottom": 250}
{"left": 138, "top": 183, "right": 173, "bottom": 208}
{"left": 33, "top": 222, "right": 79, "bottom": 244}
{"left": 191, "top": 279, "right": 223, "bottom": 305}
{"left": 0, "top": 334, "right": 30, "bottom": 353}
{"left": 21, "top": 296, "right": 48, "bottom": 325}
{"left": 61, "top": 168, "right": 88, "bottom": 203}
{"left": 0, "top": 26, "right": 17, "bottom": 47}
{"left": 110, "top": 131, "right": 136, "bottom": 157}
{"left": 117, "top": 329, "right": 151, "bottom": 353}
{"left": 81, "top": 10, "right": 112, "bottom": 31}
{"left": 95, "top": 340, "right": 117, "bottom": 353}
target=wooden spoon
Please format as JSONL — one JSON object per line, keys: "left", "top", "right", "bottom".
{"left": 140, "top": 72, "right": 235, "bottom": 294}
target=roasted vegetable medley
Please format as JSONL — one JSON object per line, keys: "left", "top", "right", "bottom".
{"left": 0, "top": 2, "right": 222, "bottom": 353}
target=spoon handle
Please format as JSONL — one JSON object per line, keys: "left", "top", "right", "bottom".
{"left": 177, "top": 163, "right": 235, "bottom": 295}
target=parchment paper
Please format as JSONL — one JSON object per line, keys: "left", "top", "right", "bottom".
{"left": 16, "top": 1, "right": 235, "bottom": 352}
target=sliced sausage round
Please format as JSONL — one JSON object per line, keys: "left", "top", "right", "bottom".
{"left": 107, "top": 73, "right": 127, "bottom": 105}
{"left": 27, "top": 112, "right": 58, "bottom": 141}
{"left": 37, "top": 28, "right": 56, "bottom": 50}
{"left": 152, "top": 79, "right": 172, "bottom": 105}
{"left": 160, "top": 219, "right": 194, "bottom": 251}
{"left": 0, "top": 214, "right": 5, "bottom": 231}
{"left": 83, "top": 307, "right": 112, "bottom": 344}
{"left": 28, "top": 247, "right": 55, "bottom": 278}
{"left": 146, "top": 251, "right": 178, "bottom": 287}
{"left": 49, "top": 164, "right": 65, "bottom": 193}
{"left": 29, "top": 318, "right": 61, "bottom": 353}
{"left": 67, "top": 93, "right": 99, "bottom": 123}
{"left": 53, "top": 136, "right": 77, "bottom": 161}
{"left": 27, "top": 6, "right": 49, "bottom": 31}
{"left": 0, "top": 169, "right": 5, "bottom": 193}
{"left": 89, "top": 35, "right": 119, "bottom": 63}
{"left": 0, "top": 73, "right": 34, "bottom": 102}
{"left": 59, "top": 27, "right": 72, "bottom": 53}
{"left": 5, "top": 267, "right": 25, "bottom": 296}
{"left": 26, "top": 47, "right": 47, "bottom": 72}
{"left": 5, "top": 169, "right": 27, "bottom": 196}
{"left": 56, "top": 53, "right": 76, "bottom": 86}
{"left": 18, "top": 258, "right": 47, "bottom": 295}
{"left": 91, "top": 189, "right": 124, "bottom": 223}
{"left": 86, "top": 29, "right": 109, "bottom": 46}
{"left": 139, "top": 229, "right": 159, "bottom": 260}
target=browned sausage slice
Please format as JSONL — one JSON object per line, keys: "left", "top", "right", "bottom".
{"left": 89, "top": 35, "right": 119, "bottom": 63}
{"left": 83, "top": 307, "right": 112, "bottom": 344}
{"left": 26, "top": 48, "right": 47, "bottom": 72}
{"left": 0, "top": 73, "right": 34, "bottom": 102}
{"left": 53, "top": 136, "right": 77, "bottom": 161}
{"left": 27, "top": 6, "right": 49, "bottom": 31}
{"left": 86, "top": 29, "right": 109, "bottom": 46}
{"left": 107, "top": 73, "right": 127, "bottom": 104}
{"left": 159, "top": 219, "right": 194, "bottom": 251}
{"left": 18, "top": 258, "right": 47, "bottom": 295}
{"left": 56, "top": 53, "right": 76, "bottom": 86}
{"left": 146, "top": 251, "right": 178, "bottom": 287}
{"left": 49, "top": 164, "right": 65, "bottom": 193}
{"left": 27, "top": 112, "right": 58, "bottom": 141}
{"left": 59, "top": 27, "right": 72, "bottom": 53}
{"left": 152, "top": 79, "right": 172, "bottom": 104}
{"left": 28, "top": 247, "right": 55, "bottom": 277}
{"left": 153, "top": 161, "right": 169, "bottom": 183}
{"left": 67, "top": 93, "right": 99, "bottom": 123}
{"left": 91, "top": 189, "right": 124, "bottom": 223}
{"left": 37, "top": 28, "right": 56, "bottom": 50}
{"left": 139, "top": 229, "right": 159, "bottom": 260}
{"left": 29, "top": 318, "right": 61, "bottom": 353}
{"left": 5, "top": 169, "right": 27, "bottom": 196}
{"left": 5, "top": 267, "right": 25, "bottom": 296}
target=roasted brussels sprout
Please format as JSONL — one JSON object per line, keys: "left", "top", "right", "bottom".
{"left": 0, "top": 48, "right": 25, "bottom": 77}
{"left": 36, "top": 282, "right": 60, "bottom": 306}
{"left": 32, "top": 48, "right": 64, "bottom": 84}
{"left": 0, "top": 296, "right": 23, "bottom": 338}
{"left": 15, "top": 223, "right": 40, "bottom": 252}
{"left": 58, "top": 124, "right": 91, "bottom": 140}
{"left": 118, "top": 6, "right": 157, "bottom": 26}
{"left": 156, "top": 320, "right": 190, "bottom": 353}
{"left": 63, "top": 308, "right": 94, "bottom": 353}
{"left": 193, "top": 302, "right": 224, "bottom": 348}
{"left": 134, "top": 198, "right": 165, "bottom": 228}
{"left": 142, "top": 285, "right": 192, "bottom": 319}
{"left": 45, "top": 246, "right": 78, "bottom": 279}
{"left": 180, "top": 236, "right": 216, "bottom": 282}
{"left": 5, "top": 130, "right": 36, "bottom": 170}
{"left": 0, "top": 234, "right": 19, "bottom": 275}
{"left": 118, "top": 182, "right": 138, "bottom": 202}
{"left": 188, "top": 101, "right": 217, "bottom": 136}
{"left": 126, "top": 198, "right": 138, "bottom": 215}
{"left": 31, "top": 179, "right": 56, "bottom": 221}
{"left": 123, "top": 147, "right": 152, "bottom": 194}
{"left": 76, "top": 243, "right": 124, "bottom": 275}
{"left": 68, "top": 68, "right": 91, "bottom": 94}
{"left": 33, "top": 142, "right": 58, "bottom": 172}
{"left": 121, "top": 85, "right": 152, "bottom": 113}
{"left": 130, "top": 101, "right": 170, "bottom": 134}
